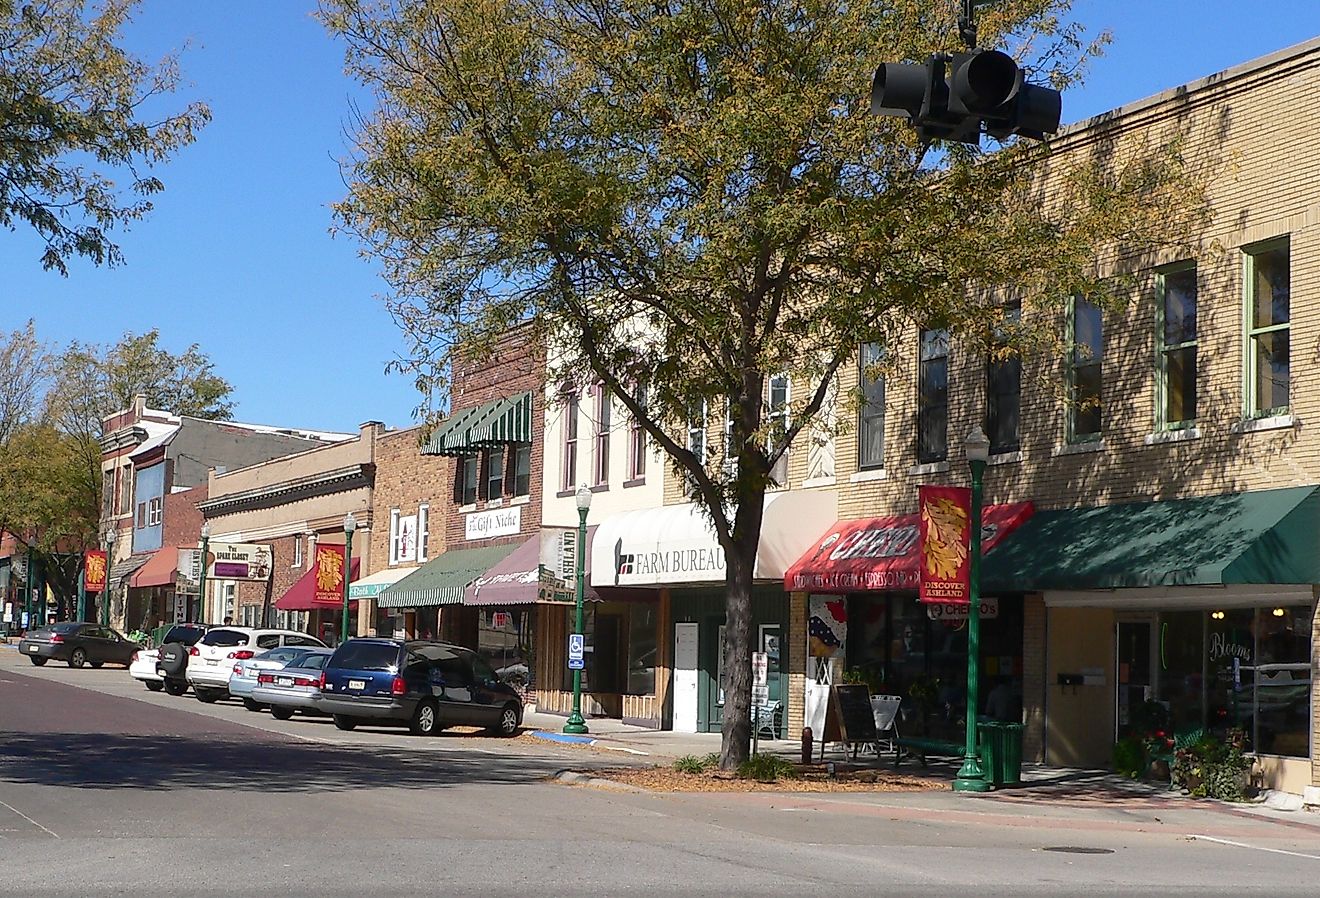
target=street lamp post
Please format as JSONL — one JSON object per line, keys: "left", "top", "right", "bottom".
{"left": 102, "top": 529, "right": 116, "bottom": 627}
{"left": 953, "top": 425, "right": 992, "bottom": 793}
{"left": 564, "top": 485, "right": 592, "bottom": 735}
{"left": 199, "top": 521, "right": 211, "bottom": 624}
{"left": 341, "top": 513, "right": 356, "bottom": 645}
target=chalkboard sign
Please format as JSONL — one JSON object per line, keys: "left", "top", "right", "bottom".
{"left": 822, "top": 684, "right": 878, "bottom": 747}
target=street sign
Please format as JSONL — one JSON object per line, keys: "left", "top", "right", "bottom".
{"left": 567, "top": 633, "right": 585, "bottom": 671}
{"left": 751, "top": 651, "right": 770, "bottom": 708}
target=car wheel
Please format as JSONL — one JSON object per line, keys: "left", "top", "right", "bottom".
{"left": 242, "top": 698, "right": 263, "bottom": 712}
{"left": 333, "top": 714, "right": 357, "bottom": 731}
{"left": 195, "top": 688, "right": 222, "bottom": 704}
{"left": 157, "top": 643, "right": 187, "bottom": 677}
{"left": 90, "top": 661, "right": 104, "bottom": 669}
{"left": 270, "top": 707, "right": 295, "bottom": 721}
{"left": 68, "top": 648, "right": 87, "bottom": 669}
{"left": 145, "top": 681, "right": 164, "bottom": 692}
{"left": 489, "top": 704, "right": 520, "bottom": 737}
{"left": 29, "top": 656, "right": 47, "bottom": 667}
{"left": 163, "top": 678, "right": 188, "bottom": 696}
{"left": 409, "top": 699, "right": 440, "bottom": 737}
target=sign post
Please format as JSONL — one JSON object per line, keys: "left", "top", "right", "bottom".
{"left": 751, "top": 651, "right": 769, "bottom": 755}
{"left": 567, "top": 633, "right": 585, "bottom": 670}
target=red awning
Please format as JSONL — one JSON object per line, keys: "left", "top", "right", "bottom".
{"left": 130, "top": 547, "right": 179, "bottom": 589}
{"left": 275, "top": 558, "right": 361, "bottom": 611}
{"left": 784, "top": 503, "right": 1033, "bottom": 594}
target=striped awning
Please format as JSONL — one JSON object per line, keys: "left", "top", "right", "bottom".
{"left": 376, "top": 542, "right": 522, "bottom": 608}
{"left": 422, "top": 392, "right": 532, "bottom": 456}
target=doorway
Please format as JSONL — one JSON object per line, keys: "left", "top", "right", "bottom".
{"left": 1115, "top": 617, "right": 1156, "bottom": 739}
{"left": 672, "top": 622, "right": 699, "bottom": 733}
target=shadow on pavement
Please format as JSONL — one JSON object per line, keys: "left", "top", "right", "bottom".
{"left": 0, "top": 732, "right": 570, "bottom": 793}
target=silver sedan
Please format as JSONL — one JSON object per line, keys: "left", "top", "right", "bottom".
{"left": 250, "top": 649, "right": 334, "bottom": 720}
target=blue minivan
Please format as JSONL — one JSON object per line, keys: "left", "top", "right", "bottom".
{"left": 316, "top": 638, "right": 523, "bottom": 736}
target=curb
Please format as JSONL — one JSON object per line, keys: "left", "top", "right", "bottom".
{"left": 552, "top": 769, "right": 648, "bottom": 792}
{"left": 531, "top": 730, "right": 597, "bottom": 746}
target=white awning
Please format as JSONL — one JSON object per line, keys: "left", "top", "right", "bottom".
{"left": 590, "top": 490, "right": 837, "bottom": 588}
{"left": 348, "top": 566, "right": 417, "bottom": 599}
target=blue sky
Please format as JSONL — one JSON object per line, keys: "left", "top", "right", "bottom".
{"left": 3, "top": 2, "right": 1319, "bottom": 432}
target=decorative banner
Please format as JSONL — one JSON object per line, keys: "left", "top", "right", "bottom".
{"left": 808, "top": 594, "right": 847, "bottom": 657}
{"left": 314, "top": 544, "right": 347, "bottom": 604}
{"left": 918, "top": 485, "right": 972, "bottom": 604}
{"left": 83, "top": 550, "right": 108, "bottom": 592}
{"left": 207, "top": 542, "right": 273, "bottom": 582}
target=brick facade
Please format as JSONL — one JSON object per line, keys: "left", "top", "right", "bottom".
{"left": 369, "top": 427, "right": 452, "bottom": 575}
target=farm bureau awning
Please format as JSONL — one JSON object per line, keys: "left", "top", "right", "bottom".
{"left": 784, "top": 503, "right": 1034, "bottom": 594}
{"left": 981, "top": 486, "right": 1320, "bottom": 592}
{"left": 376, "top": 542, "right": 521, "bottom": 608}
{"left": 422, "top": 392, "right": 533, "bottom": 456}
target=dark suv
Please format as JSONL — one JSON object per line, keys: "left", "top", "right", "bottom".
{"left": 316, "top": 639, "right": 523, "bottom": 737}
{"left": 155, "top": 624, "right": 211, "bottom": 695}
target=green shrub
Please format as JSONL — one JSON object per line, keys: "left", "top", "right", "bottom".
{"left": 736, "top": 753, "right": 798, "bottom": 783}
{"left": 701, "top": 752, "right": 721, "bottom": 770}
{"left": 673, "top": 755, "right": 706, "bottom": 774}
{"left": 1111, "top": 736, "right": 1147, "bottom": 779}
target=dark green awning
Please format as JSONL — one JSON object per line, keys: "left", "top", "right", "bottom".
{"left": 422, "top": 391, "right": 532, "bottom": 456}
{"left": 982, "top": 486, "right": 1320, "bottom": 592}
{"left": 376, "top": 542, "right": 522, "bottom": 608}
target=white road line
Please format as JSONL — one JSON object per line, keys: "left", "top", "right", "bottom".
{"left": 0, "top": 800, "right": 59, "bottom": 839}
{"left": 1191, "top": 834, "right": 1320, "bottom": 861}
{"left": 598, "top": 744, "right": 649, "bottom": 756}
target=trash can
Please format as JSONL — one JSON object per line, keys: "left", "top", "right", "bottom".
{"left": 977, "top": 721, "right": 1024, "bottom": 788}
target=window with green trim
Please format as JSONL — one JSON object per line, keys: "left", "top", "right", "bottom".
{"left": 1245, "top": 239, "right": 1290, "bottom": 417}
{"left": 1067, "top": 297, "right": 1102, "bottom": 441}
{"left": 1156, "top": 265, "right": 1197, "bottom": 429}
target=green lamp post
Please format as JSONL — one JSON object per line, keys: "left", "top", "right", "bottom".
{"left": 341, "top": 512, "right": 356, "bottom": 645}
{"left": 564, "top": 484, "right": 592, "bottom": 735}
{"left": 102, "top": 528, "right": 116, "bottom": 627}
{"left": 953, "top": 425, "right": 992, "bottom": 793}
{"left": 198, "top": 521, "right": 210, "bottom": 624}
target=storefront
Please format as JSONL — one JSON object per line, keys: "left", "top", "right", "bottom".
{"left": 273, "top": 557, "right": 360, "bottom": 643}
{"left": 592, "top": 490, "right": 836, "bottom": 734}
{"left": 125, "top": 546, "right": 184, "bottom": 632}
{"left": 374, "top": 542, "right": 521, "bottom": 640}
{"left": 983, "top": 486, "right": 1320, "bottom": 794}
{"left": 785, "top": 504, "right": 1033, "bottom": 743}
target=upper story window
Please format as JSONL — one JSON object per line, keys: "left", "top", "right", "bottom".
{"left": 858, "top": 342, "right": 885, "bottom": 470}
{"left": 118, "top": 464, "right": 131, "bottom": 516}
{"left": 593, "top": 382, "right": 610, "bottom": 486}
{"left": 628, "top": 384, "right": 647, "bottom": 482}
{"left": 1157, "top": 265, "right": 1198, "bottom": 429}
{"left": 389, "top": 508, "right": 402, "bottom": 565}
{"left": 767, "top": 374, "right": 790, "bottom": 486}
{"left": 514, "top": 444, "right": 531, "bottom": 497}
{"left": 1245, "top": 239, "right": 1290, "bottom": 417}
{"left": 1068, "top": 297, "right": 1103, "bottom": 442}
{"left": 418, "top": 504, "right": 430, "bottom": 561}
{"left": 102, "top": 469, "right": 114, "bottom": 519}
{"left": 292, "top": 535, "right": 303, "bottom": 568}
{"left": 686, "top": 400, "right": 708, "bottom": 495}
{"left": 459, "top": 454, "right": 479, "bottom": 506}
{"left": 147, "top": 497, "right": 162, "bottom": 527}
{"left": 562, "top": 390, "right": 579, "bottom": 491}
{"left": 486, "top": 448, "right": 505, "bottom": 500}
{"left": 917, "top": 328, "right": 949, "bottom": 463}
{"left": 986, "top": 302, "right": 1021, "bottom": 454}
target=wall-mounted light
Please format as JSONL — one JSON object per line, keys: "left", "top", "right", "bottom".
{"left": 1272, "top": 607, "right": 1286, "bottom": 618}
{"left": 1211, "top": 610, "right": 1225, "bottom": 620}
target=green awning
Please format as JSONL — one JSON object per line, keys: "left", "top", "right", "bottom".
{"left": 422, "top": 391, "right": 532, "bottom": 456}
{"left": 375, "top": 542, "right": 521, "bottom": 608}
{"left": 983, "top": 486, "right": 1320, "bottom": 592}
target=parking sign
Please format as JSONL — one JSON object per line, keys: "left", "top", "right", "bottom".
{"left": 568, "top": 633, "right": 585, "bottom": 670}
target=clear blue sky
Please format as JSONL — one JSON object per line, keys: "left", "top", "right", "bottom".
{"left": 3, "top": 2, "right": 1318, "bottom": 432}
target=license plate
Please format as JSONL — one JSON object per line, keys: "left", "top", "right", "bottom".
{"left": 206, "top": 659, "right": 218, "bottom": 666}
{"left": 26, "top": 645, "right": 38, "bottom": 653}
{"left": 277, "top": 677, "right": 293, "bottom": 687}
{"left": 348, "top": 679, "right": 366, "bottom": 691}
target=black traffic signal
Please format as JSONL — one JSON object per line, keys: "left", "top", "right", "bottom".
{"left": 871, "top": 50, "right": 1061, "bottom": 145}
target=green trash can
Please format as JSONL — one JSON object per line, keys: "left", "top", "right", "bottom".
{"left": 976, "top": 721, "right": 1024, "bottom": 788}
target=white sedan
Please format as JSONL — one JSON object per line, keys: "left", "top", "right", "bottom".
{"left": 129, "top": 649, "right": 164, "bottom": 691}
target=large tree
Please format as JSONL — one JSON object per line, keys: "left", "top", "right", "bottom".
{"left": 0, "top": 319, "right": 50, "bottom": 447}
{"left": 0, "top": 0, "right": 211, "bottom": 274}
{"left": 322, "top": 0, "right": 1205, "bottom": 766}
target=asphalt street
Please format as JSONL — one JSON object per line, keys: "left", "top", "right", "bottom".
{"left": 3, "top": 649, "right": 1320, "bottom": 897}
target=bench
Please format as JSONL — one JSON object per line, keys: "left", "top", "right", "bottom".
{"left": 753, "top": 700, "right": 782, "bottom": 739}
{"left": 896, "top": 736, "right": 966, "bottom": 768}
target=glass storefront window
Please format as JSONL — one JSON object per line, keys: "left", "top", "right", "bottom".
{"left": 627, "top": 604, "right": 657, "bottom": 695}
{"left": 1254, "top": 605, "right": 1312, "bottom": 757}
{"left": 477, "top": 607, "right": 535, "bottom": 690}
{"left": 561, "top": 601, "right": 658, "bottom": 696}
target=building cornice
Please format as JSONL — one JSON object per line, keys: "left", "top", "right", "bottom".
{"left": 198, "top": 464, "right": 374, "bottom": 516}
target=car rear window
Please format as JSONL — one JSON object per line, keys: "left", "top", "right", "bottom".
{"left": 330, "top": 642, "right": 401, "bottom": 672}
{"left": 51, "top": 623, "right": 82, "bottom": 634}
{"left": 164, "top": 626, "right": 207, "bottom": 646}
{"left": 200, "top": 629, "right": 249, "bottom": 647}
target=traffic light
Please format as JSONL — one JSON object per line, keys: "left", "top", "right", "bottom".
{"left": 870, "top": 50, "right": 1061, "bottom": 145}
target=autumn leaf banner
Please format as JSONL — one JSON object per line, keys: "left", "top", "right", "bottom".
{"left": 83, "top": 550, "right": 107, "bottom": 592}
{"left": 918, "top": 486, "right": 972, "bottom": 604}
{"left": 314, "top": 544, "right": 347, "bottom": 604}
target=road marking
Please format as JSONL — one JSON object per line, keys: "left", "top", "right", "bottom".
{"left": 598, "top": 745, "right": 649, "bottom": 756}
{"left": 1191, "top": 834, "right": 1320, "bottom": 861}
{"left": 0, "top": 801, "right": 59, "bottom": 839}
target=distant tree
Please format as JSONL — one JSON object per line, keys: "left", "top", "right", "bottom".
{"left": 0, "top": 320, "right": 51, "bottom": 447}
{"left": 0, "top": 0, "right": 211, "bottom": 274}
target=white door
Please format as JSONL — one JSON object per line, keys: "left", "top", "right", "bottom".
{"left": 673, "top": 622, "right": 699, "bottom": 733}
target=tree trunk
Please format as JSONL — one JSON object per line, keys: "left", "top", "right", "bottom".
{"left": 719, "top": 491, "right": 767, "bottom": 771}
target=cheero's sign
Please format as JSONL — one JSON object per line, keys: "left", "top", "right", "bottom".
{"left": 466, "top": 505, "right": 522, "bottom": 540}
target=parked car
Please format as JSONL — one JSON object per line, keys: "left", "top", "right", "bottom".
{"left": 316, "top": 639, "right": 523, "bottom": 736}
{"left": 18, "top": 623, "right": 140, "bottom": 669}
{"left": 187, "top": 627, "right": 326, "bottom": 703}
{"left": 136, "top": 623, "right": 210, "bottom": 694}
{"left": 229, "top": 646, "right": 322, "bottom": 711}
{"left": 250, "top": 648, "right": 334, "bottom": 720}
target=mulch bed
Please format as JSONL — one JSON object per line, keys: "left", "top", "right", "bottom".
{"left": 581, "top": 764, "right": 946, "bottom": 793}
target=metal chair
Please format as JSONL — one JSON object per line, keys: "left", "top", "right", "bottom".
{"left": 753, "top": 699, "right": 782, "bottom": 739}
{"left": 870, "top": 694, "right": 903, "bottom": 761}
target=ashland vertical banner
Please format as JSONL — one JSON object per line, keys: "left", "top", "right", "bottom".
{"left": 83, "top": 550, "right": 107, "bottom": 592}
{"left": 918, "top": 485, "right": 972, "bottom": 604}
{"left": 314, "top": 544, "right": 346, "bottom": 604}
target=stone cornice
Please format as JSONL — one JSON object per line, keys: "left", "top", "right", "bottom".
{"left": 198, "top": 464, "right": 374, "bottom": 516}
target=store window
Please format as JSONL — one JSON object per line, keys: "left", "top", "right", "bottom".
{"left": 1245, "top": 238, "right": 1290, "bottom": 417}
{"left": 560, "top": 601, "right": 657, "bottom": 696}
{"left": 477, "top": 607, "right": 535, "bottom": 692}
{"left": 917, "top": 328, "right": 948, "bottom": 463}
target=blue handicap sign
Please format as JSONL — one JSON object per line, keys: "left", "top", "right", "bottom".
{"left": 567, "top": 633, "right": 585, "bottom": 670}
